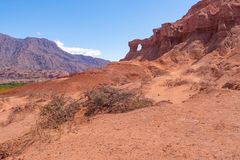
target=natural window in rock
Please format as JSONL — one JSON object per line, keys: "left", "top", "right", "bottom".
{"left": 137, "top": 44, "right": 142, "bottom": 52}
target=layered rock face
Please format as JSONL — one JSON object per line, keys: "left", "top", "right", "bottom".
{"left": 123, "top": 0, "right": 240, "bottom": 61}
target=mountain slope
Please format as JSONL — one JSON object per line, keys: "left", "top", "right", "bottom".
{"left": 0, "top": 33, "right": 109, "bottom": 81}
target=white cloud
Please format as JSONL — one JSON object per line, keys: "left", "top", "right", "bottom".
{"left": 55, "top": 40, "right": 102, "bottom": 57}
{"left": 36, "top": 32, "right": 43, "bottom": 36}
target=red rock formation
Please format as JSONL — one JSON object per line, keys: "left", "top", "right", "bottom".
{"left": 122, "top": 0, "right": 240, "bottom": 61}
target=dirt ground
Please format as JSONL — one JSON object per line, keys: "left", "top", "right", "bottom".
{"left": 12, "top": 89, "right": 240, "bottom": 160}
{"left": 0, "top": 57, "right": 239, "bottom": 160}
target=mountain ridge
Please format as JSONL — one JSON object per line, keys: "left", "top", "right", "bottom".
{"left": 0, "top": 33, "right": 110, "bottom": 81}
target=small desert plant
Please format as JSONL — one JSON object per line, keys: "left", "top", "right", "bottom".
{"left": 38, "top": 96, "right": 81, "bottom": 129}
{"left": 190, "top": 81, "right": 216, "bottom": 93}
{"left": 222, "top": 81, "right": 240, "bottom": 90}
{"left": 0, "top": 104, "right": 35, "bottom": 127}
{"left": 0, "top": 88, "right": 152, "bottom": 159}
{"left": 0, "top": 107, "right": 23, "bottom": 127}
{"left": 195, "top": 66, "right": 224, "bottom": 80}
{"left": 165, "top": 78, "right": 189, "bottom": 87}
{"left": 0, "top": 97, "right": 81, "bottom": 158}
{"left": 37, "top": 86, "right": 152, "bottom": 129}
{"left": 0, "top": 130, "right": 38, "bottom": 159}
{"left": 0, "top": 150, "right": 9, "bottom": 160}
{"left": 83, "top": 86, "right": 152, "bottom": 117}
{"left": 147, "top": 65, "right": 168, "bottom": 77}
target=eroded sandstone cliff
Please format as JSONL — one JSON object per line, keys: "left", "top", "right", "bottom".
{"left": 123, "top": 0, "right": 240, "bottom": 61}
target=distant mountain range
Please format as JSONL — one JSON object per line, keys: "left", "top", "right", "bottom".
{"left": 0, "top": 33, "right": 110, "bottom": 82}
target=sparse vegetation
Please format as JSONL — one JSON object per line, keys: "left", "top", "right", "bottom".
{"left": 0, "top": 86, "right": 153, "bottom": 159}
{"left": 83, "top": 86, "right": 152, "bottom": 117}
{"left": 38, "top": 96, "right": 81, "bottom": 129}
{"left": 147, "top": 65, "right": 168, "bottom": 77}
{"left": 0, "top": 104, "right": 35, "bottom": 127}
{"left": 37, "top": 86, "right": 152, "bottom": 128}
{"left": 0, "top": 130, "right": 38, "bottom": 159}
{"left": 195, "top": 66, "right": 224, "bottom": 80}
{"left": 0, "top": 151, "right": 9, "bottom": 160}
{"left": 190, "top": 81, "right": 216, "bottom": 93}
{"left": 0, "top": 82, "right": 25, "bottom": 92}
{"left": 165, "top": 78, "right": 189, "bottom": 88}
{"left": 0, "top": 98, "right": 73, "bottom": 158}
{"left": 0, "top": 107, "right": 23, "bottom": 127}
{"left": 222, "top": 81, "right": 240, "bottom": 91}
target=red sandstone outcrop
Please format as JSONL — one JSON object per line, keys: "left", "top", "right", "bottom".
{"left": 122, "top": 0, "right": 240, "bottom": 61}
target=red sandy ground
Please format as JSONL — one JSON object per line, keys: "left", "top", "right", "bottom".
{"left": 0, "top": 57, "right": 239, "bottom": 159}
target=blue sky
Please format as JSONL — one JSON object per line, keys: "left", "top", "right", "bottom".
{"left": 0, "top": 0, "right": 199, "bottom": 61}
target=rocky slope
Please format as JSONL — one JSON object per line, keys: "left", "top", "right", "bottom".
{"left": 0, "top": 33, "right": 109, "bottom": 81}
{"left": 123, "top": 0, "right": 240, "bottom": 62}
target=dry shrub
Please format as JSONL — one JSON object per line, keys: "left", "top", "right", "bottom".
{"left": 0, "top": 87, "right": 152, "bottom": 159}
{"left": 0, "top": 131, "right": 37, "bottom": 159}
{"left": 38, "top": 87, "right": 152, "bottom": 126}
{"left": 83, "top": 86, "right": 152, "bottom": 117}
{"left": 165, "top": 78, "right": 189, "bottom": 88}
{"left": 0, "top": 151, "right": 9, "bottom": 160}
{"left": 38, "top": 96, "right": 81, "bottom": 129}
{"left": 2, "top": 107, "right": 23, "bottom": 127}
{"left": 147, "top": 65, "right": 168, "bottom": 77}
{"left": 183, "top": 68, "right": 195, "bottom": 75}
{"left": 0, "top": 125, "right": 53, "bottom": 159}
{"left": 190, "top": 81, "right": 215, "bottom": 92}
{"left": 113, "top": 77, "right": 130, "bottom": 85}
{"left": 184, "top": 66, "right": 224, "bottom": 81}
{"left": 222, "top": 81, "right": 240, "bottom": 91}
{"left": 0, "top": 103, "right": 35, "bottom": 127}
{"left": 195, "top": 66, "right": 224, "bottom": 80}
{"left": 0, "top": 97, "right": 76, "bottom": 159}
